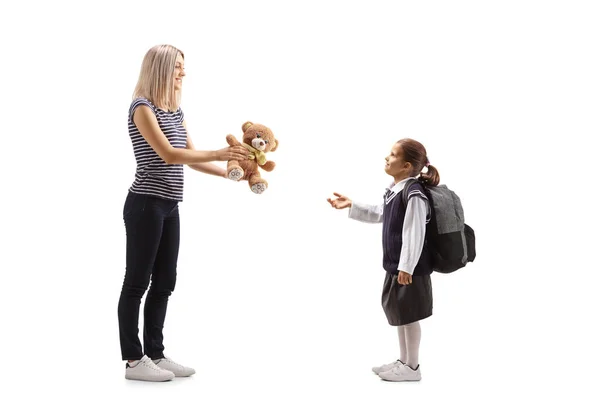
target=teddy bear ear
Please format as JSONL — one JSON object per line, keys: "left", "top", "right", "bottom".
{"left": 242, "top": 121, "right": 253, "bottom": 132}
{"left": 271, "top": 138, "right": 279, "bottom": 151}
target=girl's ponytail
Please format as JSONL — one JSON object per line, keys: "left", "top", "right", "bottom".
{"left": 420, "top": 161, "right": 440, "bottom": 187}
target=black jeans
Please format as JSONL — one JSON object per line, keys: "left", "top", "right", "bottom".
{"left": 118, "top": 191, "right": 180, "bottom": 360}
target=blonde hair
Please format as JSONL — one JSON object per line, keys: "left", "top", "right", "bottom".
{"left": 133, "top": 44, "right": 184, "bottom": 112}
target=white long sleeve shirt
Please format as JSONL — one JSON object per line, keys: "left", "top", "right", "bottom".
{"left": 347, "top": 178, "right": 429, "bottom": 275}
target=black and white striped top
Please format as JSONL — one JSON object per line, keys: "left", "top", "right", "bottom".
{"left": 127, "top": 97, "right": 187, "bottom": 201}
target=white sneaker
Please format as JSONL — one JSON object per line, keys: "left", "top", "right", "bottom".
{"left": 125, "top": 355, "right": 175, "bottom": 382}
{"left": 372, "top": 359, "right": 404, "bottom": 375}
{"left": 152, "top": 357, "right": 196, "bottom": 377}
{"left": 378, "top": 363, "right": 422, "bottom": 382}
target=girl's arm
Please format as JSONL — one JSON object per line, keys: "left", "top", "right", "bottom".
{"left": 132, "top": 105, "right": 248, "bottom": 164}
{"left": 348, "top": 202, "right": 384, "bottom": 223}
{"left": 398, "top": 197, "right": 429, "bottom": 276}
{"left": 183, "top": 121, "right": 227, "bottom": 178}
{"left": 327, "top": 192, "right": 383, "bottom": 223}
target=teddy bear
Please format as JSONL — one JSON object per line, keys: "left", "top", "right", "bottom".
{"left": 226, "top": 121, "right": 278, "bottom": 194}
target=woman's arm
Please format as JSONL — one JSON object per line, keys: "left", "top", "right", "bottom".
{"left": 184, "top": 122, "right": 227, "bottom": 177}
{"left": 133, "top": 106, "right": 248, "bottom": 164}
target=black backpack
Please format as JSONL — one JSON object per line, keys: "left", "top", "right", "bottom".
{"left": 402, "top": 178, "right": 476, "bottom": 273}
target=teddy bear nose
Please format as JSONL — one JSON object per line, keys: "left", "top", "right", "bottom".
{"left": 259, "top": 141, "right": 264, "bottom": 146}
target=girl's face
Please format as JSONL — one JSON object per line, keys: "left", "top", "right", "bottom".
{"left": 174, "top": 53, "right": 185, "bottom": 91}
{"left": 384, "top": 143, "right": 411, "bottom": 180}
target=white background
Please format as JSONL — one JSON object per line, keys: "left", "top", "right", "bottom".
{"left": 1, "top": 0, "right": 599, "bottom": 399}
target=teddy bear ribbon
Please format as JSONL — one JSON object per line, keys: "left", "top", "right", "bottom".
{"left": 241, "top": 143, "right": 267, "bottom": 165}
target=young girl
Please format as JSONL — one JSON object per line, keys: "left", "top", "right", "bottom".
{"left": 327, "top": 138, "right": 440, "bottom": 382}
{"left": 117, "top": 44, "right": 249, "bottom": 382}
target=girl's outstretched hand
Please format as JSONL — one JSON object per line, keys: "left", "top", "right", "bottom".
{"left": 397, "top": 271, "right": 413, "bottom": 285}
{"left": 327, "top": 192, "right": 352, "bottom": 209}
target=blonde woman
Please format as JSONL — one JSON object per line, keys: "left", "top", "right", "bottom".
{"left": 117, "top": 44, "right": 249, "bottom": 382}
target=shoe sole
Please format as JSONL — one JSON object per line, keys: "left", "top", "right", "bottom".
{"left": 379, "top": 374, "right": 421, "bottom": 382}
{"left": 172, "top": 372, "right": 195, "bottom": 377}
{"left": 125, "top": 374, "right": 175, "bottom": 382}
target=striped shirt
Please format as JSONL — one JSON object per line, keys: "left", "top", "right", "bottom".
{"left": 127, "top": 97, "right": 187, "bottom": 201}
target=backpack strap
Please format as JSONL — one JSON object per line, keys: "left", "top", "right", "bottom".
{"left": 402, "top": 177, "right": 432, "bottom": 225}
{"left": 401, "top": 177, "right": 420, "bottom": 209}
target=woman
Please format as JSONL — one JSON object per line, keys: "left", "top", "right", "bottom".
{"left": 117, "top": 44, "right": 249, "bottom": 382}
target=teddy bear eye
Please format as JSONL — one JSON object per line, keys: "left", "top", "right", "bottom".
{"left": 265, "top": 140, "right": 269, "bottom": 144}
{"left": 256, "top": 133, "right": 261, "bottom": 138}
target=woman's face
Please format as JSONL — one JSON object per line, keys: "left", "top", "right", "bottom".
{"left": 174, "top": 53, "right": 185, "bottom": 91}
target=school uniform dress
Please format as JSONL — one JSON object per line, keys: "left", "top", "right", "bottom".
{"left": 348, "top": 178, "right": 434, "bottom": 326}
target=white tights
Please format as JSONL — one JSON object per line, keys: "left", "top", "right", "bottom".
{"left": 397, "top": 321, "right": 421, "bottom": 369}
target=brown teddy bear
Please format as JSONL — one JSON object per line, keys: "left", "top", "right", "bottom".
{"left": 226, "top": 121, "right": 278, "bottom": 194}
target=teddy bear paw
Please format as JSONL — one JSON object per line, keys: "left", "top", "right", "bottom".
{"left": 228, "top": 167, "right": 243, "bottom": 181}
{"left": 251, "top": 182, "right": 267, "bottom": 194}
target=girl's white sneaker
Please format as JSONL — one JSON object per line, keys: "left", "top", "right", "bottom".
{"left": 372, "top": 359, "right": 404, "bottom": 374}
{"left": 378, "top": 363, "right": 422, "bottom": 382}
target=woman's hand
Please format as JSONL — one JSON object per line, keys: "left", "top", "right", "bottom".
{"left": 327, "top": 192, "right": 352, "bottom": 209}
{"left": 397, "top": 271, "right": 413, "bottom": 285}
{"left": 215, "top": 145, "right": 249, "bottom": 161}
